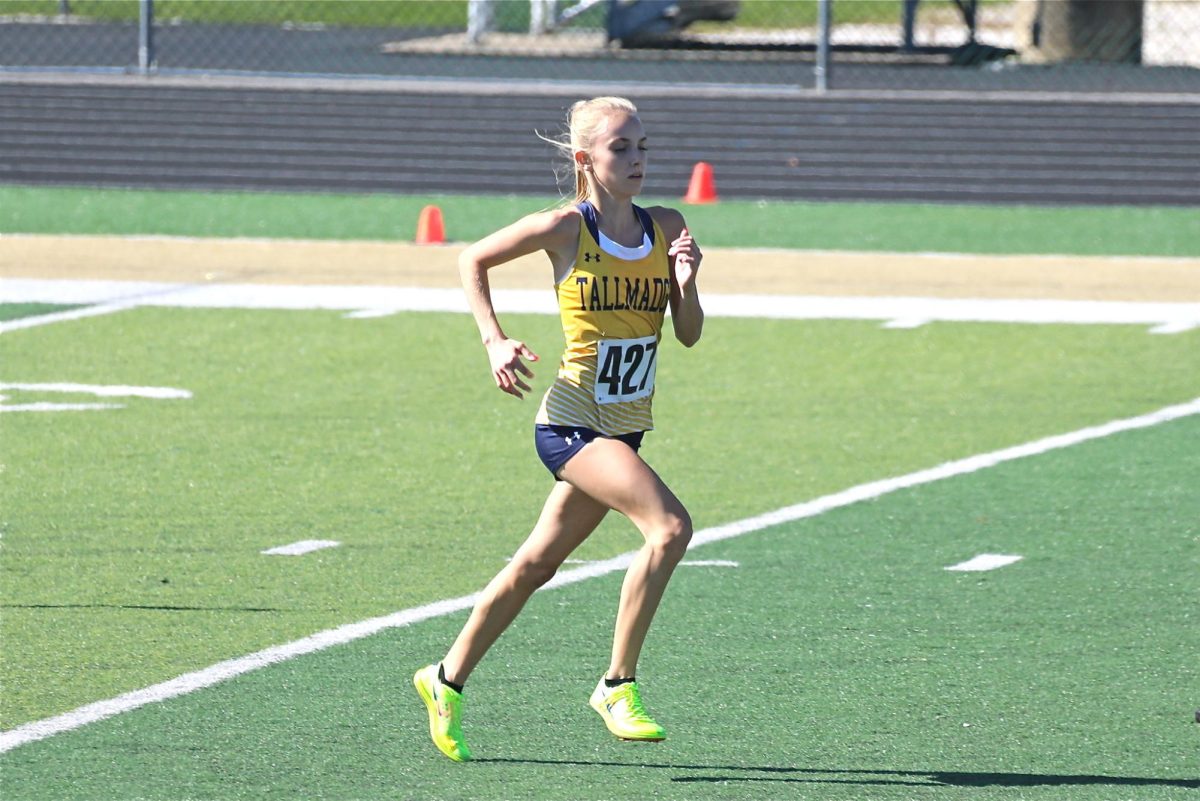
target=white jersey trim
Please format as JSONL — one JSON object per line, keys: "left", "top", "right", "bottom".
{"left": 554, "top": 224, "right": 654, "bottom": 286}
{"left": 597, "top": 230, "right": 653, "bottom": 260}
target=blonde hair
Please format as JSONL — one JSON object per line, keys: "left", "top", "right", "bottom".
{"left": 539, "top": 96, "right": 639, "bottom": 205}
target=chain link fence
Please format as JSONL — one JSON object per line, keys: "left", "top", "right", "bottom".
{"left": 1, "top": 0, "right": 1198, "bottom": 92}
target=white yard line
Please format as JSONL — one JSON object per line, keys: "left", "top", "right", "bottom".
{"left": 554, "top": 558, "right": 738, "bottom": 567}
{"left": 0, "top": 300, "right": 138, "bottom": 333}
{"left": 0, "top": 402, "right": 123, "bottom": 413}
{"left": 3, "top": 233, "right": 1199, "bottom": 265}
{"left": 1, "top": 279, "right": 218, "bottom": 334}
{"left": 0, "top": 383, "right": 191, "bottom": 399}
{"left": 2, "top": 395, "right": 1198, "bottom": 754}
{"left": 4, "top": 279, "right": 1199, "bottom": 332}
{"left": 945, "top": 554, "right": 1024, "bottom": 572}
{"left": 0, "top": 383, "right": 192, "bottom": 413}
{"left": 261, "top": 540, "right": 341, "bottom": 556}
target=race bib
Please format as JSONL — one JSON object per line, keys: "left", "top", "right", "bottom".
{"left": 595, "top": 335, "right": 658, "bottom": 405}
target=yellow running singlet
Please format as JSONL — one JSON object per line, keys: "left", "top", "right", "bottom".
{"left": 534, "top": 201, "right": 671, "bottom": 435}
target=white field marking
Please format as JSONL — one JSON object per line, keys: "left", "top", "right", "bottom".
{"left": 0, "top": 383, "right": 191, "bottom": 413}
{"left": 2, "top": 396, "right": 1198, "bottom": 754}
{"left": 0, "top": 300, "right": 139, "bottom": 333}
{"left": 0, "top": 403, "right": 123, "bottom": 413}
{"left": 261, "top": 540, "right": 341, "bottom": 556}
{"left": 0, "top": 276, "right": 233, "bottom": 333}
{"left": 7, "top": 233, "right": 1200, "bottom": 265}
{"left": 534, "top": 558, "right": 738, "bottom": 567}
{"left": 0, "top": 276, "right": 250, "bottom": 334}
{"left": 5, "top": 279, "right": 1200, "bottom": 333}
{"left": 945, "top": 554, "right": 1024, "bottom": 572}
{"left": 883, "top": 317, "right": 930, "bottom": 329}
{"left": 1150, "top": 320, "right": 1199, "bottom": 335}
{"left": 0, "top": 383, "right": 192, "bottom": 399}
{"left": 706, "top": 294, "right": 1200, "bottom": 331}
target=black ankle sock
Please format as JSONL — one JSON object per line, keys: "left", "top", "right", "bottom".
{"left": 604, "top": 676, "right": 634, "bottom": 688}
{"left": 438, "top": 663, "right": 464, "bottom": 694}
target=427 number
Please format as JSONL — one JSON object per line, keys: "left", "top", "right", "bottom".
{"left": 595, "top": 338, "right": 659, "bottom": 404}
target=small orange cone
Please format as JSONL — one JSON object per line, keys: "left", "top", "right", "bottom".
{"left": 415, "top": 204, "right": 445, "bottom": 245}
{"left": 683, "top": 161, "right": 717, "bottom": 204}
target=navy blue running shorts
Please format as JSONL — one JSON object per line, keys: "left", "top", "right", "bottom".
{"left": 534, "top": 424, "right": 645, "bottom": 478}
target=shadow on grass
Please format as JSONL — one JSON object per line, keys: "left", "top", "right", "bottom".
{"left": 475, "top": 759, "right": 1199, "bottom": 790}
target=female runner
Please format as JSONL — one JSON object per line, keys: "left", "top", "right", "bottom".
{"left": 414, "top": 96, "right": 703, "bottom": 762}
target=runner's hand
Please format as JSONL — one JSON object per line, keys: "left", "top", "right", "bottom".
{"left": 668, "top": 227, "right": 701, "bottom": 290}
{"left": 486, "top": 337, "right": 539, "bottom": 399}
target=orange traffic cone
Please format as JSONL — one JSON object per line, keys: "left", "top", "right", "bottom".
{"left": 415, "top": 204, "right": 445, "bottom": 245}
{"left": 683, "top": 161, "right": 717, "bottom": 204}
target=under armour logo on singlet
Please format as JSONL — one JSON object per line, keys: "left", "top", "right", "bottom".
{"left": 583, "top": 252, "right": 601, "bottom": 263}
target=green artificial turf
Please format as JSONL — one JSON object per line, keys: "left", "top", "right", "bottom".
{"left": 1, "top": 306, "right": 1197, "bottom": 729}
{"left": 3, "top": 180, "right": 1198, "bottom": 799}
{"left": 3, "top": 413, "right": 1196, "bottom": 800}
{"left": 3, "top": 184, "right": 1197, "bottom": 256}
{"left": 0, "top": 303, "right": 78, "bottom": 322}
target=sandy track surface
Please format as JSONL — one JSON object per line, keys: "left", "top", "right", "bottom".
{"left": 2, "top": 234, "right": 1198, "bottom": 301}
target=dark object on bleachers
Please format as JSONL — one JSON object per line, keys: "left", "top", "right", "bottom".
{"left": 607, "top": 0, "right": 740, "bottom": 47}
{"left": 606, "top": 0, "right": 1014, "bottom": 64}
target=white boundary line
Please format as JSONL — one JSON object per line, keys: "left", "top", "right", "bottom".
{"left": 5, "top": 279, "right": 1199, "bottom": 333}
{"left": 0, "top": 383, "right": 191, "bottom": 399}
{"left": 0, "top": 383, "right": 192, "bottom": 413}
{"left": 0, "top": 300, "right": 138, "bottom": 333}
{"left": 7, "top": 232, "right": 1200, "bottom": 265}
{"left": 945, "top": 554, "right": 1024, "bottom": 572}
{"left": 261, "top": 540, "right": 342, "bottom": 557}
{"left": 0, "top": 402, "right": 122, "bottom": 413}
{"left": 3, "top": 395, "right": 1198, "bottom": 754}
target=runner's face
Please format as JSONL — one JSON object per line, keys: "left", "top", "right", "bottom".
{"left": 586, "top": 112, "right": 647, "bottom": 197}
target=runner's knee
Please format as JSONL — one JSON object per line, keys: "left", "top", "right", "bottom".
{"left": 645, "top": 509, "right": 692, "bottom": 558}
{"left": 509, "top": 555, "right": 559, "bottom": 590}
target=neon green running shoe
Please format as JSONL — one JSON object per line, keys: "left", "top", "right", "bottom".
{"left": 413, "top": 664, "right": 472, "bottom": 762}
{"left": 588, "top": 679, "right": 666, "bottom": 741}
